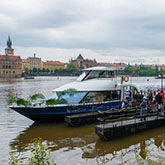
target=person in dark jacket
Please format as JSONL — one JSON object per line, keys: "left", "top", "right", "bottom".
{"left": 156, "top": 91, "right": 162, "bottom": 112}
{"left": 140, "top": 96, "right": 147, "bottom": 121}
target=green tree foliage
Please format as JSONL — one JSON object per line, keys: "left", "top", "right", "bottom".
{"left": 66, "top": 63, "right": 76, "bottom": 71}
{"left": 38, "top": 68, "right": 41, "bottom": 73}
{"left": 121, "top": 65, "right": 161, "bottom": 76}
{"left": 24, "top": 67, "right": 29, "bottom": 73}
{"left": 46, "top": 68, "right": 50, "bottom": 73}
{"left": 42, "top": 68, "right": 46, "bottom": 72}
{"left": 32, "top": 67, "right": 37, "bottom": 73}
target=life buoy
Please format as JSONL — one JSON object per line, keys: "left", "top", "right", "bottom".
{"left": 124, "top": 76, "right": 129, "bottom": 82}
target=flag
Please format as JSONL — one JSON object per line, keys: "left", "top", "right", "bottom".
{"left": 121, "top": 76, "right": 124, "bottom": 84}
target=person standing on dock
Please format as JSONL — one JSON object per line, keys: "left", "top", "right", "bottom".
{"left": 156, "top": 90, "right": 162, "bottom": 113}
{"left": 140, "top": 96, "right": 147, "bottom": 121}
{"left": 125, "top": 90, "right": 131, "bottom": 104}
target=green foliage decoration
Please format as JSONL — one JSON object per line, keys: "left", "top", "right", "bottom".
{"left": 29, "top": 93, "right": 45, "bottom": 102}
{"left": 8, "top": 96, "right": 17, "bottom": 105}
{"left": 46, "top": 98, "right": 59, "bottom": 106}
{"left": 16, "top": 98, "right": 31, "bottom": 107}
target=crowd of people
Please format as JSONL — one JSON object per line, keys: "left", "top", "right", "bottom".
{"left": 132, "top": 89, "right": 165, "bottom": 121}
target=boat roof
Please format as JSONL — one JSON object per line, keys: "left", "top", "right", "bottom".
{"left": 83, "top": 66, "right": 115, "bottom": 71}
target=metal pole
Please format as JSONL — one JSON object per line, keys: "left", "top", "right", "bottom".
{"left": 161, "top": 74, "right": 163, "bottom": 91}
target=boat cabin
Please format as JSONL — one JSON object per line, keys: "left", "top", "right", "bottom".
{"left": 77, "top": 66, "right": 115, "bottom": 81}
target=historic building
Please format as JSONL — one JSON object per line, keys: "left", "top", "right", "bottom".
{"left": 22, "top": 59, "right": 30, "bottom": 72}
{"left": 0, "top": 36, "right": 22, "bottom": 78}
{"left": 98, "top": 62, "right": 127, "bottom": 70}
{"left": 43, "top": 61, "right": 65, "bottom": 71}
{"left": 28, "top": 54, "right": 42, "bottom": 70}
{"left": 70, "top": 54, "right": 98, "bottom": 71}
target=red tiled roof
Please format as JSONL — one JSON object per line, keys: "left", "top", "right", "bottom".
{"left": 28, "top": 57, "right": 41, "bottom": 60}
{"left": 0, "top": 55, "right": 20, "bottom": 61}
{"left": 22, "top": 59, "right": 29, "bottom": 63}
{"left": 9, "top": 56, "right": 20, "bottom": 60}
{"left": 45, "top": 61, "right": 64, "bottom": 65}
{"left": 0, "top": 55, "right": 4, "bottom": 60}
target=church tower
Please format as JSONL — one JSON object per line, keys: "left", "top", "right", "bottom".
{"left": 5, "top": 35, "right": 14, "bottom": 56}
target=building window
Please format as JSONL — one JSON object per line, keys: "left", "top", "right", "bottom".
{"left": 9, "top": 65, "right": 11, "bottom": 69}
{"left": 6, "top": 71, "right": 8, "bottom": 74}
{"left": 9, "top": 71, "right": 11, "bottom": 74}
{"left": 3, "top": 71, "right": 5, "bottom": 74}
{"left": 3, "top": 65, "right": 5, "bottom": 69}
{"left": 13, "top": 71, "right": 15, "bottom": 74}
{"left": 6, "top": 65, "right": 8, "bottom": 69}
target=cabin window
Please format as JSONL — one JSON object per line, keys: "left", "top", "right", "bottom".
{"left": 56, "top": 92, "right": 87, "bottom": 104}
{"left": 81, "top": 91, "right": 121, "bottom": 103}
{"left": 99, "top": 71, "right": 115, "bottom": 78}
{"left": 84, "top": 71, "right": 115, "bottom": 80}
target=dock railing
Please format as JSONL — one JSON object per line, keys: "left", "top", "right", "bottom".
{"left": 97, "top": 104, "right": 163, "bottom": 127}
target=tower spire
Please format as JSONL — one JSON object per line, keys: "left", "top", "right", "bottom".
{"left": 7, "top": 35, "right": 12, "bottom": 48}
{"left": 5, "top": 35, "right": 14, "bottom": 56}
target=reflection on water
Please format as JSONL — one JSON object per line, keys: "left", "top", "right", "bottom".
{"left": 10, "top": 123, "right": 98, "bottom": 152}
{"left": 10, "top": 122, "right": 165, "bottom": 164}
{"left": 0, "top": 76, "right": 165, "bottom": 164}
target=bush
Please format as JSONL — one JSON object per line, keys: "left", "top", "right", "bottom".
{"left": 9, "top": 138, "right": 56, "bottom": 165}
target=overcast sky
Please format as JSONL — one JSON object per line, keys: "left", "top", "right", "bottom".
{"left": 0, "top": 0, "right": 165, "bottom": 64}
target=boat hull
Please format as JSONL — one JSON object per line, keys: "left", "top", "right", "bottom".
{"left": 10, "top": 101, "right": 123, "bottom": 122}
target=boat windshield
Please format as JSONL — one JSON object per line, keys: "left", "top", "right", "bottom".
{"left": 56, "top": 92, "right": 87, "bottom": 104}
{"left": 77, "top": 71, "right": 88, "bottom": 81}
{"left": 77, "top": 70, "right": 115, "bottom": 81}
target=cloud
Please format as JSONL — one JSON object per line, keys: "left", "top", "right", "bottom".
{"left": 0, "top": 0, "right": 165, "bottom": 64}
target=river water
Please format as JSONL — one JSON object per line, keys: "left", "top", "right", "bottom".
{"left": 0, "top": 76, "right": 164, "bottom": 165}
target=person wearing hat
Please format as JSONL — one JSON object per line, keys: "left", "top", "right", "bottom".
{"left": 140, "top": 96, "right": 147, "bottom": 121}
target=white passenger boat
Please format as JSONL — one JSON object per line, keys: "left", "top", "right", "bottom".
{"left": 10, "top": 66, "right": 138, "bottom": 122}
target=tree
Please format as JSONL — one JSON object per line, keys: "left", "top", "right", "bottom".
{"left": 32, "top": 67, "right": 37, "bottom": 73}
{"left": 155, "top": 65, "right": 159, "bottom": 76}
{"left": 42, "top": 68, "right": 46, "bottom": 72}
{"left": 66, "top": 63, "right": 75, "bottom": 71}
{"left": 38, "top": 68, "right": 41, "bottom": 73}
{"left": 46, "top": 68, "right": 50, "bottom": 73}
{"left": 24, "top": 67, "right": 29, "bottom": 73}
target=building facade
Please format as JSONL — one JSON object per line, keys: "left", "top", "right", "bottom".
{"left": 22, "top": 59, "right": 30, "bottom": 72}
{"left": 28, "top": 54, "right": 42, "bottom": 70}
{"left": 0, "top": 36, "right": 22, "bottom": 78}
{"left": 98, "top": 62, "right": 127, "bottom": 70}
{"left": 70, "top": 54, "right": 98, "bottom": 71}
{"left": 43, "top": 61, "right": 65, "bottom": 71}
